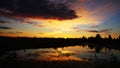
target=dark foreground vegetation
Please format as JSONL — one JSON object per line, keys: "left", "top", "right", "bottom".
{"left": 0, "top": 59, "right": 120, "bottom": 68}
{"left": 0, "top": 34, "right": 120, "bottom": 51}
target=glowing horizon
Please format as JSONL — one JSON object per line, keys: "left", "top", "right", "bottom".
{"left": 0, "top": 0, "right": 120, "bottom": 38}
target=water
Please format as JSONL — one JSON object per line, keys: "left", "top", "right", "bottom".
{"left": 2, "top": 45, "right": 120, "bottom": 62}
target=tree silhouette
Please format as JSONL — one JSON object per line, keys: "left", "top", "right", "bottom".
{"left": 0, "top": 33, "right": 120, "bottom": 51}
{"left": 108, "top": 34, "right": 112, "bottom": 40}
{"left": 95, "top": 34, "right": 101, "bottom": 39}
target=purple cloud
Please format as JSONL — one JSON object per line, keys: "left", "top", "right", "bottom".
{"left": 0, "top": 0, "right": 78, "bottom": 20}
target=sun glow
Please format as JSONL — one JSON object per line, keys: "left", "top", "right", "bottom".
{"left": 0, "top": 0, "right": 119, "bottom": 38}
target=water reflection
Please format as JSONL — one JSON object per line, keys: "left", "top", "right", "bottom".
{"left": 2, "top": 45, "right": 120, "bottom": 62}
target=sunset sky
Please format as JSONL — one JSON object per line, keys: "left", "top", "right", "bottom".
{"left": 0, "top": 0, "right": 120, "bottom": 38}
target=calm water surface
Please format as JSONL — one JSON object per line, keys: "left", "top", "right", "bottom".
{"left": 2, "top": 45, "right": 120, "bottom": 62}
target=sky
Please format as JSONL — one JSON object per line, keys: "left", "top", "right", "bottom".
{"left": 0, "top": 0, "right": 120, "bottom": 38}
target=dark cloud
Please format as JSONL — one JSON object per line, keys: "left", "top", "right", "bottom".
{"left": 8, "top": 32, "right": 23, "bottom": 34}
{"left": 0, "top": 0, "right": 78, "bottom": 20}
{"left": 0, "top": 16, "right": 13, "bottom": 24}
{"left": 0, "top": 31, "right": 23, "bottom": 34}
{"left": 0, "top": 26, "right": 12, "bottom": 29}
{"left": 0, "top": 8, "right": 13, "bottom": 14}
{"left": 26, "top": 22, "right": 38, "bottom": 25}
{"left": 90, "top": 25, "right": 100, "bottom": 28}
{"left": 88, "top": 30, "right": 99, "bottom": 33}
{"left": 88, "top": 29, "right": 112, "bottom": 33}
{"left": 26, "top": 21, "right": 45, "bottom": 27}
{"left": 100, "top": 29, "right": 112, "bottom": 33}
{"left": 0, "top": 20, "right": 10, "bottom": 24}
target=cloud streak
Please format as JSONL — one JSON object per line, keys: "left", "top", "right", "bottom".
{"left": 0, "top": 31, "right": 23, "bottom": 34}
{"left": 8, "top": 32, "right": 23, "bottom": 34}
{"left": 0, "top": 26, "right": 12, "bottom": 29}
{"left": 88, "top": 29, "right": 112, "bottom": 33}
{"left": 0, "top": 16, "right": 45, "bottom": 28}
{"left": 90, "top": 25, "right": 100, "bottom": 28}
{"left": 0, "top": 20, "right": 10, "bottom": 24}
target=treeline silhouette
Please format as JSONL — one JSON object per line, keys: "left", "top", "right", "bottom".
{"left": 0, "top": 34, "right": 120, "bottom": 52}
